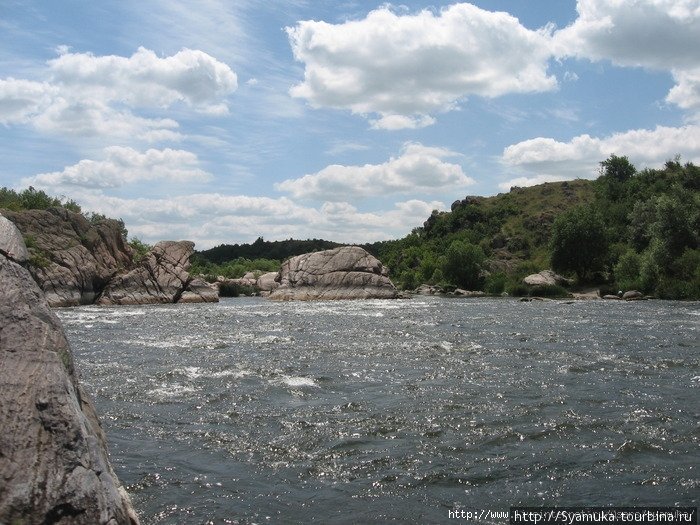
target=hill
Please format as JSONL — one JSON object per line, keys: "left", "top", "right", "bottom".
{"left": 366, "top": 156, "right": 699, "bottom": 299}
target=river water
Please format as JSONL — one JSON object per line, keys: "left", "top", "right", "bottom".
{"left": 57, "top": 297, "right": 699, "bottom": 524}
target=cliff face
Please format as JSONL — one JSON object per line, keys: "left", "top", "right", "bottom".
{"left": 3, "top": 208, "right": 134, "bottom": 306}
{"left": 0, "top": 217, "right": 139, "bottom": 524}
{"left": 3, "top": 208, "right": 217, "bottom": 307}
{"left": 269, "top": 246, "right": 399, "bottom": 301}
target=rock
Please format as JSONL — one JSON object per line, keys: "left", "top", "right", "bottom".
{"left": 622, "top": 290, "right": 644, "bottom": 300}
{"left": 572, "top": 289, "right": 601, "bottom": 300}
{"left": 603, "top": 294, "right": 622, "bottom": 300}
{"left": 454, "top": 289, "right": 486, "bottom": 297}
{"left": 523, "top": 269, "right": 572, "bottom": 287}
{"left": 3, "top": 208, "right": 133, "bottom": 307}
{"left": 0, "top": 221, "right": 138, "bottom": 524}
{"left": 269, "top": 246, "right": 399, "bottom": 301}
{"left": 98, "top": 241, "right": 218, "bottom": 305}
{"left": 414, "top": 284, "right": 443, "bottom": 295}
{"left": 178, "top": 277, "right": 219, "bottom": 303}
{"left": 0, "top": 214, "right": 29, "bottom": 263}
{"left": 242, "top": 271, "right": 257, "bottom": 280}
{"left": 257, "top": 272, "right": 280, "bottom": 293}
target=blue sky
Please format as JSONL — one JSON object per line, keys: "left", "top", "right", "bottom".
{"left": 1, "top": 1, "right": 699, "bottom": 248}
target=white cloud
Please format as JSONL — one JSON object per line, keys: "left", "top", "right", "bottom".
{"left": 275, "top": 142, "right": 474, "bottom": 201}
{"left": 48, "top": 47, "right": 237, "bottom": 112}
{"left": 500, "top": 124, "right": 700, "bottom": 186}
{"left": 0, "top": 47, "right": 236, "bottom": 141}
{"left": 667, "top": 67, "right": 700, "bottom": 118}
{"left": 23, "top": 147, "right": 212, "bottom": 190}
{"left": 0, "top": 78, "right": 56, "bottom": 124}
{"left": 554, "top": 0, "right": 700, "bottom": 70}
{"left": 554, "top": 0, "right": 700, "bottom": 118}
{"left": 287, "top": 3, "right": 556, "bottom": 129}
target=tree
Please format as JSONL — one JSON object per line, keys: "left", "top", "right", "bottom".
{"left": 597, "top": 155, "right": 636, "bottom": 202}
{"left": 549, "top": 206, "right": 608, "bottom": 282}
{"left": 441, "top": 240, "right": 485, "bottom": 290}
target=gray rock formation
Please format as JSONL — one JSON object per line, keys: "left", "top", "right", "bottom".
{"left": 522, "top": 269, "right": 572, "bottom": 287}
{"left": 0, "top": 215, "right": 29, "bottom": 263}
{"left": 179, "top": 277, "right": 220, "bottom": 304}
{"left": 269, "top": 246, "right": 398, "bottom": 301}
{"left": 622, "top": 290, "right": 644, "bottom": 300}
{"left": 257, "top": 271, "right": 280, "bottom": 295}
{"left": 0, "top": 220, "right": 138, "bottom": 524}
{"left": 98, "top": 241, "right": 218, "bottom": 305}
{"left": 3, "top": 208, "right": 133, "bottom": 307}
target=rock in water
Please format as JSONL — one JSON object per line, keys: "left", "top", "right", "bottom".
{"left": 269, "top": 246, "right": 399, "bottom": 301}
{"left": 98, "top": 241, "right": 217, "bottom": 305}
{"left": 0, "top": 220, "right": 138, "bottom": 524}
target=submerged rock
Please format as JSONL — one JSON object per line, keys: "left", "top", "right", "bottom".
{"left": 98, "top": 241, "right": 218, "bottom": 305}
{"left": 0, "top": 219, "right": 138, "bottom": 524}
{"left": 269, "top": 246, "right": 398, "bottom": 301}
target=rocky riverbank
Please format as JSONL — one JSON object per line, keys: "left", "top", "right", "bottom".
{"left": 0, "top": 216, "right": 139, "bottom": 524}
{"left": 2, "top": 208, "right": 217, "bottom": 307}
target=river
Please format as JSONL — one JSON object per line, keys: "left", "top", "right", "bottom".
{"left": 57, "top": 297, "right": 699, "bottom": 524}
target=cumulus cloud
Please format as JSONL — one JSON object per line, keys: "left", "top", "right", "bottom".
{"left": 287, "top": 3, "right": 556, "bottom": 129}
{"left": 0, "top": 78, "right": 56, "bottom": 124}
{"left": 0, "top": 47, "right": 236, "bottom": 141}
{"left": 23, "top": 147, "right": 212, "bottom": 190}
{"left": 554, "top": 0, "right": 700, "bottom": 118}
{"left": 275, "top": 143, "right": 474, "bottom": 200}
{"left": 500, "top": 124, "right": 700, "bottom": 188}
{"left": 48, "top": 47, "right": 237, "bottom": 112}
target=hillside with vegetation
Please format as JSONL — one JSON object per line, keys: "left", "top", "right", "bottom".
{"left": 366, "top": 156, "right": 699, "bottom": 299}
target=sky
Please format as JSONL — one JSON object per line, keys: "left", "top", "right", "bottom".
{"left": 1, "top": 1, "right": 699, "bottom": 249}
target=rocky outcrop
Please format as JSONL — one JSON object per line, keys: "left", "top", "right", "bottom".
{"left": 0, "top": 219, "right": 138, "bottom": 524}
{"left": 522, "top": 269, "right": 572, "bottom": 287}
{"left": 269, "top": 246, "right": 399, "bottom": 301}
{"left": 622, "top": 290, "right": 644, "bottom": 301}
{"left": 3, "top": 208, "right": 133, "bottom": 307}
{"left": 3, "top": 209, "right": 218, "bottom": 306}
{"left": 98, "top": 241, "right": 218, "bottom": 305}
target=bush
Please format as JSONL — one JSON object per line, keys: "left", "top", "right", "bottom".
{"left": 484, "top": 272, "right": 507, "bottom": 295}
{"left": 528, "top": 284, "right": 570, "bottom": 298}
{"left": 219, "top": 282, "right": 256, "bottom": 297}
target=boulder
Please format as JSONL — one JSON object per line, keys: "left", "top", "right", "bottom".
{"left": 257, "top": 271, "right": 280, "bottom": 293}
{"left": 414, "top": 284, "right": 443, "bottom": 295}
{"left": 523, "top": 269, "right": 572, "bottom": 287}
{"left": 0, "top": 214, "right": 28, "bottom": 263}
{"left": 603, "top": 294, "right": 622, "bottom": 300}
{"left": 622, "top": 290, "right": 644, "bottom": 300}
{"left": 0, "top": 220, "right": 138, "bottom": 524}
{"left": 98, "top": 241, "right": 218, "bottom": 305}
{"left": 454, "top": 289, "right": 486, "bottom": 297}
{"left": 178, "top": 277, "right": 220, "bottom": 303}
{"left": 269, "top": 246, "right": 399, "bottom": 301}
{"left": 572, "top": 289, "right": 601, "bottom": 300}
{"left": 3, "top": 208, "right": 133, "bottom": 307}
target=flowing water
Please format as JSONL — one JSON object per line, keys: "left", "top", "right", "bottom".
{"left": 57, "top": 297, "right": 699, "bottom": 524}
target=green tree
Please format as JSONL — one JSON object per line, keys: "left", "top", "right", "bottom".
{"left": 549, "top": 206, "right": 608, "bottom": 282}
{"left": 441, "top": 240, "right": 485, "bottom": 290}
